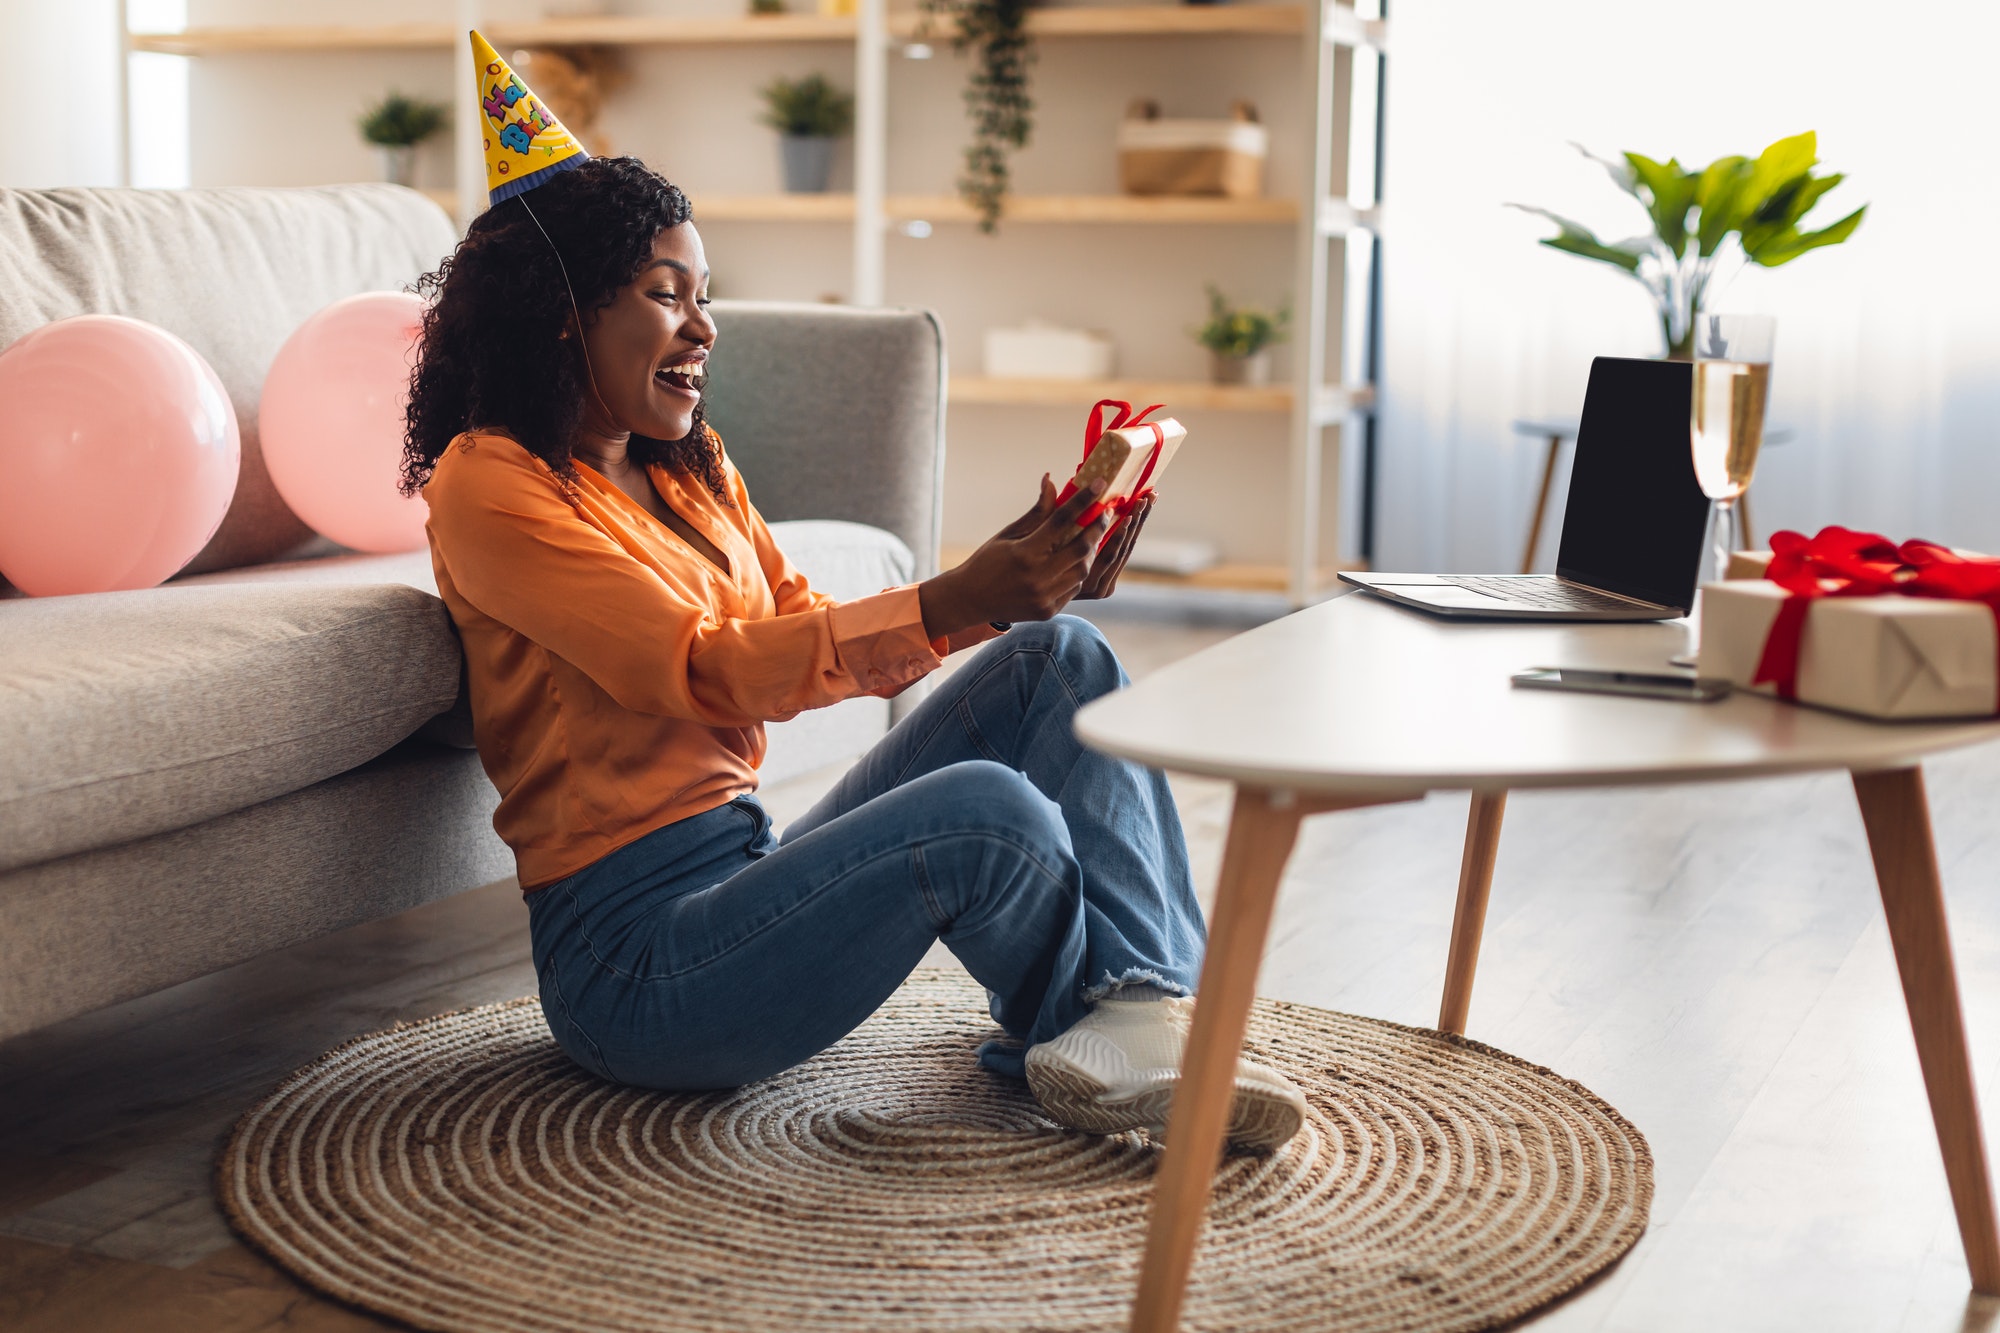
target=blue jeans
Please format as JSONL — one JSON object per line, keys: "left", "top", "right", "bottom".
{"left": 527, "top": 615, "right": 1206, "bottom": 1090}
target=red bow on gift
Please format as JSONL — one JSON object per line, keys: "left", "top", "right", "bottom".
{"left": 1054, "top": 399, "right": 1168, "bottom": 543}
{"left": 1752, "top": 525, "right": 2000, "bottom": 705}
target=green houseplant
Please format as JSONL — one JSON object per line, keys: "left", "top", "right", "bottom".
{"left": 358, "top": 93, "right": 447, "bottom": 188}
{"left": 1195, "top": 285, "right": 1289, "bottom": 385}
{"left": 1512, "top": 131, "right": 1866, "bottom": 358}
{"left": 759, "top": 73, "right": 855, "bottom": 194}
{"left": 920, "top": 0, "right": 1034, "bottom": 232}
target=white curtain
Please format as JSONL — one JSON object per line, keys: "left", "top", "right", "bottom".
{"left": 1376, "top": 0, "right": 2000, "bottom": 573}
{"left": 0, "top": 0, "right": 122, "bottom": 189}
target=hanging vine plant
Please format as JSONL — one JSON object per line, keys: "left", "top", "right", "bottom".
{"left": 922, "top": 0, "right": 1035, "bottom": 232}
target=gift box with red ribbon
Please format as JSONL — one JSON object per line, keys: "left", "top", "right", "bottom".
{"left": 1697, "top": 526, "right": 2000, "bottom": 720}
{"left": 1054, "top": 399, "right": 1187, "bottom": 548}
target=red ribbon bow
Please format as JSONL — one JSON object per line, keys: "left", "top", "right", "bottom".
{"left": 1055, "top": 399, "right": 1167, "bottom": 542}
{"left": 1750, "top": 525, "right": 2000, "bottom": 707}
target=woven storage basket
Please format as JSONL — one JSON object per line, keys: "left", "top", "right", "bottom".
{"left": 1117, "top": 99, "right": 1268, "bottom": 198}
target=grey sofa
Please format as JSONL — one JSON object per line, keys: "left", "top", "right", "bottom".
{"left": 0, "top": 184, "right": 945, "bottom": 1041}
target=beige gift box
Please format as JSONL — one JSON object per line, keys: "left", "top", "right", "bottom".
{"left": 1698, "top": 579, "right": 1999, "bottom": 720}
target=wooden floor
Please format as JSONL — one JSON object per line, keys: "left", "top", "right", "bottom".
{"left": 6, "top": 600, "right": 2000, "bottom": 1331}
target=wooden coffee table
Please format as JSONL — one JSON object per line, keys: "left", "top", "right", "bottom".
{"left": 1073, "top": 589, "right": 2000, "bottom": 1331}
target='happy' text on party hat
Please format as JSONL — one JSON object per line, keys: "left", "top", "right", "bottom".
{"left": 472, "top": 31, "right": 589, "bottom": 205}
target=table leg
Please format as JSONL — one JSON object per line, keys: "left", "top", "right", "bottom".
{"left": 1129, "top": 785, "right": 1419, "bottom": 1331}
{"left": 1438, "top": 790, "right": 1507, "bottom": 1036}
{"left": 1520, "top": 434, "right": 1563, "bottom": 574}
{"left": 1853, "top": 766, "right": 2000, "bottom": 1293}
{"left": 1129, "top": 785, "right": 1304, "bottom": 1332}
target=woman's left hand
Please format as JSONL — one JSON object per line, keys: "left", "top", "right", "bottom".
{"left": 1077, "top": 492, "right": 1156, "bottom": 601}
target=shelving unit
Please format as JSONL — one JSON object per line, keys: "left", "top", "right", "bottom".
{"left": 129, "top": 0, "right": 1384, "bottom": 602}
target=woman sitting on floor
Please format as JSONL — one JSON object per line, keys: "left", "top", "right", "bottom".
{"left": 401, "top": 155, "right": 1305, "bottom": 1149}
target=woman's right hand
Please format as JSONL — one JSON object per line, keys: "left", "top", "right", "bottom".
{"left": 918, "top": 474, "right": 1113, "bottom": 638}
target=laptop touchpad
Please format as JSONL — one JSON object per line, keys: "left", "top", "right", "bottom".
{"left": 1422, "top": 589, "right": 1517, "bottom": 607}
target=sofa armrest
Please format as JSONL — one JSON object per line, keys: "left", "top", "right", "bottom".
{"left": 702, "top": 301, "right": 945, "bottom": 579}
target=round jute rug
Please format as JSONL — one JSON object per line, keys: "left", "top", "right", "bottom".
{"left": 218, "top": 969, "right": 1650, "bottom": 1332}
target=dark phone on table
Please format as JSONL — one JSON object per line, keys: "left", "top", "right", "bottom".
{"left": 1511, "top": 667, "right": 1732, "bottom": 703}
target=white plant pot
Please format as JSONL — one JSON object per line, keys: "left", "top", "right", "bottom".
{"left": 377, "top": 145, "right": 417, "bottom": 189}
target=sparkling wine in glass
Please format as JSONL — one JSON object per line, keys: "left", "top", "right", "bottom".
{"left": 1690, "top": 313, "right": 1776, "bottom": 584}
{"left": 1674, "top": 313, "right": 1774, "bottom": 668}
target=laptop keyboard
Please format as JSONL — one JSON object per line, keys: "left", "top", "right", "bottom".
{"left": 1445, "top": 576, "right": 1653, "bottom": 611}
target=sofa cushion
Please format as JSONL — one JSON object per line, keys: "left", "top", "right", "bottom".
{"left": 0, "top": 583, "right": 462, "bottom": 873}
{"left": 0, "top": 520, "right": 915, "bottom": 873}
{"left": 178, "top": 520, "right": 916, "bottom": 787}
{"left": 176, "top": 547, "right": 439, "bottom": 595}
{"left": 0, "top": 184, "right": 459, "bottom": 582}
{"left": 753, "top": 521, "right": 916, "bottom": 785}
{"left": 765, "top": 519, "right": 916, "bottom": 601}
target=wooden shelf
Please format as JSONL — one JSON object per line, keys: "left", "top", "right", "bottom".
{"left": 130, "top": 15, "right": 856, "bottom": 54}
{"left": 129, "top": 6, "right": 1305, "bottom": 54}
{"left": 699, "top": 193, "right": 859, "bottom": 222}
{"left": 391, "top": 189, "right": 1304, "bottom": 228}
{"left": 893, "top": 4, "right": 1305, "bottom": 38}
{"left": 894, "top": 194, "right": 1296, "bottom": 224}
{"left": 691, "top": 194, "right": 1296, "bottom": 223}
{"left": 497, "top": 13, "right": 860, "bottom": 45}
{"left": 131, "top": 24, "right": 455, "bottom": 54}
{"left": 1120, "top": 562, "right": 1313, "bottom": 593}
{"left": 950, "top": 376, "right": 1292, "bottom": 412}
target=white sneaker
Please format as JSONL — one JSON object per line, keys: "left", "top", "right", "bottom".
{"left": 1023, "top": 994, "right": 1307, "bottom": 1150}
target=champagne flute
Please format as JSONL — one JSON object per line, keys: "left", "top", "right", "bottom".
{"left": 1691, "top": 314, "right": 1776, "bottom": 582}
{"left": 1674, "top": 314, "right": 1775, "bottom": 667}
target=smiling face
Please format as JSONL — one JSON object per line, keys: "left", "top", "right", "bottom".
{"left": 576, "top": 223, "right": 714, "bottom": 445}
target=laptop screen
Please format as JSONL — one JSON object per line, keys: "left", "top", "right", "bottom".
{"left": 1555, "top": 357, "right": 1713, "bottom": 613}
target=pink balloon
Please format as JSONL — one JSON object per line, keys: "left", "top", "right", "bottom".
{"left": 0, "top": 315, "right": 240, "bottom": 597}
{"left": 261, "top": 292, "right": 429, "bottom": 553}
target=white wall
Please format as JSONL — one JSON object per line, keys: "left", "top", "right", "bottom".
{"left": 0, "top": 0, "right": 123, "bottom": 188}
{"left": 1378, "top": 0, "right": 2000, "bottom": 573}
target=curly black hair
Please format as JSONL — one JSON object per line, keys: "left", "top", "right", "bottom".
{"left": 399, "top": 156, "right": 728, "bottom": 502}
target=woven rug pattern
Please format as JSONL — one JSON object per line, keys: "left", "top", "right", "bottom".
{"left": 219, "top": 969, "right": 1650, "bottom": 1332}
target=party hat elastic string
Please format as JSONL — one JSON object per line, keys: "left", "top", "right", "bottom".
{"left": 514, "top": 193, "right": 609, "bottom": 420}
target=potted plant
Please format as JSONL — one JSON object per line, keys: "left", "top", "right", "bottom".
{"left": 358, "top": 93, "right": 447, "bottom": 189}
{"left": 759, "top": 74, "right": 855, "bottom": 194}
{"left": 1511, "top": 131, "right": 1865, "bottom": 359}
{"left": 1195, "top": 285, "right": 1289, "bottom": 385}
{"left": 919, "top": 0, "right": 1034, "bottom": 232}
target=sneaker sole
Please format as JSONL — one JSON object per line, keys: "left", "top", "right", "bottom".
{"left": 1025, "top": 1057, "right": 1306, "bottom": 1151}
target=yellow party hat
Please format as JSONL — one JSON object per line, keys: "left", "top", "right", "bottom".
{"left": 471, "top": 31, "right": 589, "bottom": 205}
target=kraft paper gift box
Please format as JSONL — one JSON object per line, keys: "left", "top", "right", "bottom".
{"left": 1698, "top": 579, "right": 2000, "bottom": 720}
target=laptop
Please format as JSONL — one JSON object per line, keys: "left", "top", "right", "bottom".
{"left": 1340, "top": 357, "right": 1711, "bottom": 621}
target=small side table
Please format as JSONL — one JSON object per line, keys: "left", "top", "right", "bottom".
{"left": 1510, "top": 418, "right": 1795, "bottom": 573}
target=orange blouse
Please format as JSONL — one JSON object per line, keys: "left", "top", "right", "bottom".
{"left": 424, "top": 431, "right": 964, "bottom": 890}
